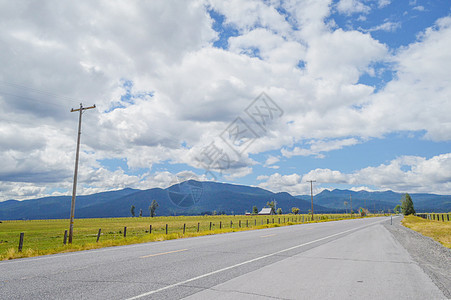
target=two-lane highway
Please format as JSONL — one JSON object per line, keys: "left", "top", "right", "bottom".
{"left": 0, "top": 217, "right": 445, "bottom": 299}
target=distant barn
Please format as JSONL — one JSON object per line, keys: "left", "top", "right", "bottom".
{"left": 258, "top": 207, "right": 275, "bottom": 215}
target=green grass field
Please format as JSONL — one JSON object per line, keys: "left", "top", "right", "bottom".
{"left": 0, "top": 213, "right": 370, "bottom": 260}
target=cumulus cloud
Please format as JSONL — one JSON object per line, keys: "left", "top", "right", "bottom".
{"left": 0, "top": 1, "right": 450, "bottom": 200}
{"left": 259, "top": 153, "right": 451, "bottom": 195}
{"left": 282, "top": 138, "right": 360, "bottom": 158}
{"left": 257, "top": 172, "right": 307, "bottom": 195}
{"left": 336, "top": 0, "right": 371, "bottom": 15}
{"left": 362, "top": 16, "right": 451, "bottom": 141}
{"left": 264, "top": 155, "right": 280, "bottom": 168}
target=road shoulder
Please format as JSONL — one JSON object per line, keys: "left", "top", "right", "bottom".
{"left": 384, "top": 217, "right": 451, "bottom": 299}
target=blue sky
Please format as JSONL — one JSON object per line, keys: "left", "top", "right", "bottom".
{"left": 1, "top": 0, "right": 451, "bottom": 200}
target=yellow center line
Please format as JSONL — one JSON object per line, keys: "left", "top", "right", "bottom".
{"left": 140, "top": 249, "right": 188, "bottom": 258}
{"left": 260, "top": 234, "right": 276, "bottom": 238}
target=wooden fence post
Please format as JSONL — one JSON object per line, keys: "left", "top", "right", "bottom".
{"left": 149, "top": 225, "right": 152, "bottom": 234}
{"left": 123, "top": 227, "right": 127, "bottom": 237}
{"left": 183, "top": 223, "right": 186, "bottom": 234}
{"left": 166, "top": 224, "right": 168, "bottom": 234}
{"left": 63, "top": 230, "right": 68, "bottom": 245}
{"left": 246, "top": 220, "right": 248, "bottom": 227}
{"left": 197, "top": 222, "right": 200, "bottom": 232}
{"left": 209, "top": 222, "right": 212, "bottom": 230}
{"left": 239, "top": 220, "right": 241, "bottom": 228}
{"left": 220, "top": 221, "right": 222, "bottom": 229}
{"left": 18, "top": 232, "right": 24, "bottom": 252}
{"left": 230, "top": 221, "right": 233, "bottom": 228}
{"left": 97, "top": 229, "right": 101, "bottom": 242}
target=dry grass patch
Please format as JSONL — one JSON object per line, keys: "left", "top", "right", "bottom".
{"left": 402, "top": 215, "right": 451, "bottom": 249}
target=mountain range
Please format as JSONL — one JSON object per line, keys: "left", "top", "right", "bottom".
{"left": 1, "top": 180, "right": 450, "bottom": 220}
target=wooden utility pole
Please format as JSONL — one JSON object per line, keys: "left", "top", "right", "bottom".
{"left": 68, "top": 103, "right": 96, "bottom": 244}
{"left": 350, "top": 193, "right": 352, "bottom": 215}
{"left": 307, "top": 180, "right": 316, "bottom": 220}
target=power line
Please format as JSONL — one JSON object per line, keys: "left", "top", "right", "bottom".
{"left": 0, "top": 80, "right": 81, "bottom": 103}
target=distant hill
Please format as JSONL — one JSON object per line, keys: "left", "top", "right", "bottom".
{"left": 1, "top": 182, "right": 449, "bottom": 220}
{"left": 296, "top": 189, "right": 451, "bottom": 213}
{"left": 0, "top": 181, "right": 328, "bottom": 220}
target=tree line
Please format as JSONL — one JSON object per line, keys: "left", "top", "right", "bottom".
{"left": 130, "top": 200, "right": 159, "bottom": 217}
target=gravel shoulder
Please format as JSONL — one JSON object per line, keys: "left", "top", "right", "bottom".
{"left": 384, "top": 216, "right": 451, "bottom": 299}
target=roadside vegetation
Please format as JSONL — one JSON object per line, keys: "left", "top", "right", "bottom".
{"left": 402, "top": 215, "right": 451, "bottom": 249}
{"left": 0, "top": 213, "right": 379, "bottom": 260}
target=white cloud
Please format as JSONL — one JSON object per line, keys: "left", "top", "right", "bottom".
{"left": 377, "top": 0, "right": 391, "bottom": 8}
{"left": 282, "top": 138, "right": 360, "bottom": 158}
{"left": 0, "top": 1, "right": 450, "bottom": 200}
{"left": 259, "top": 153, "right": 451, "bottom": 195}
{"left": 305, "top": 29, "right": 388, "bottom": 83}
{"left": 336, "top": 0, "right": 371, "bottom": 15}
{"left": 350, "top": 186, "right": 381, "bottom": 192}
{"left": 413, "top": 6, "right": 425, "bottom": 11}
{"left": 263, "top": 155, "right": 280, "bottom": 169}
{"left": 365, "top": 21, "right": 401, "bottom": 32}
{"left": 362, "top": 16, "right": 451, "bottom": 141}
{"left": 208, "top": 0, "right": 292, "bottom": 35}
{"left": 257, "top": 172, "right": 307, "bottom": 194}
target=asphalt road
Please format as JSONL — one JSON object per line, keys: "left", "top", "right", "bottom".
{"left": 0, "top": 216, "right": 446, "bottom": 299}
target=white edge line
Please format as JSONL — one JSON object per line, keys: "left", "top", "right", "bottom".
{"left": 125, "top": 218, "right": 392, "bottom": 300}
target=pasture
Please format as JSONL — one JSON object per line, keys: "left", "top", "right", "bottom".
{"left": 0, "top": 213, "right": 372, "bottom": 260}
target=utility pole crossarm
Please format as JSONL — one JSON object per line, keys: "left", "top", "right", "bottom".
{"left": 71, "top": 104, "right": 96, "bottom": 112}
{"left": 68, "top": 103, "right": 96, "bottom": 244}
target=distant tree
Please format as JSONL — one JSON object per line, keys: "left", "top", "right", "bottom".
{"left": 149, "top": 200, "right": 159, "bottom": 217}
{"left": 276, "top": 208, "right": 282, "bottom": 215}
{"left": 252, "top": 206, "right": 258, "bottom": 215}
{"left": 130, "top": 205, "right": 135, "bottom": 217}
{"left": 139, "top": 209, "right": 143, "bottom": 217}
{"left": 394, "top": 204, "right": 401, "bottom": 214}
{"left": 267, "top": 201, "right": 275, "bottom": 209}
{"left": 213, "top": 210, "right": 217, "bottom": 215}
{"left": 292, "top": 207, "right": 300, "bottom": 215}
{"left": 401, "top": 193, "right": 415, "bottom": 215}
